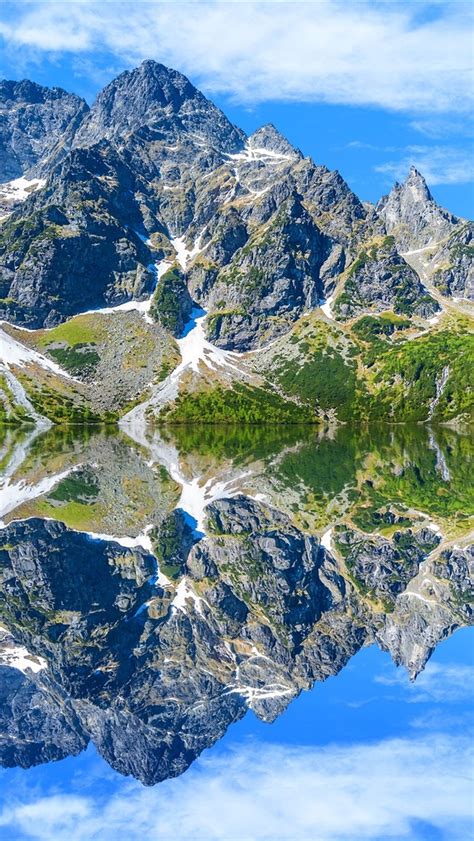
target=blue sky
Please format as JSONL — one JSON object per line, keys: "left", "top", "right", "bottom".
{"left": 0, "top": 1, "right": 473, "bottom": 217}
{"left": 0, "top": 629, "right": 472, "bottom": 841}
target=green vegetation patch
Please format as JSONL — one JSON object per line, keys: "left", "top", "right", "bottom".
{"left": 18, "top": 374, "right": 117, "bottom": 426}
{"left": 274, "top": 348, "right": 358, "bottom": 421}
{"left": 159, "top": 383, "right": 316, "bottom": 425}
{"left": 46, "top": 344, "right": 100, "bottom": 376}
{"left": 366, "top": 328, "right": 474, "bottom": 422}
{"left": 48, "top": 467, "right": 100, "bottom": 504}
{"left": 353, "top": 313, "right": 412, "bottom": 341}
{"left": 150, "top": 267, "right": 188, "bottom": 335}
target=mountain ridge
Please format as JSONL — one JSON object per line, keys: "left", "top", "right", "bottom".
{"left": 0, "top": 59, "right": 472, "bottom": 427}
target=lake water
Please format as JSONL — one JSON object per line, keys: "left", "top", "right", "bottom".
{"left": 0, "top": 422, "right": 472, "bottom": 840}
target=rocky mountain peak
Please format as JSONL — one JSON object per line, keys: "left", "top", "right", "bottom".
{"left": 0, "top": 80, "right": 88, "bottom": 181}
{"left": 73, "top": 59, "right": 245, "bottom": 154}
{"left": 0, "top": 79, "right": 79, "bottom": 106}
{"left": 377, "top": 166, "right": 460, "bottom": 250}
{"left": 247, "top": 123, "right": 301, "bottom": 158}
{"left": 404, "top": 165, "right": 433, "bottom": 201}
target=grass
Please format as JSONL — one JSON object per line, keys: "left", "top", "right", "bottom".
{"left": 366, "top": 329, "right": 474, "bottom": 422}
{"left": 22, "top": 498, "right": 107, "bottom": 532}
{"left": 18, "top": 374, "right": 117, "bottom": 425}
{"left": 48, "top": 469, "right": 99, "bottom": 503}
{"left": 36, "top": 314, "right": 107, "bottom": 348}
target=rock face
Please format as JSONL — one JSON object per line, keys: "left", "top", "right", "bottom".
{"left": 0, "top": 663, "right": 87, "bottom": 768}
{"left": 247, "top": 123, "right": 301, "bottom": 158}
{"left": 377, "top": 166, "right": 460, "bottom": 251}
{"left": 0, "top": 145, "right": 156, "bottom": 327}
{"left": 1, "top": 60, "right": 462, "bottom": 338}
{"left": 335, "top": 526, "right": 441, "bottom": 605}
{"left": 334, "top": 236, "right": 439, "bottom": 319}
{"left": 202, "top": 194, "right": 332, "bottom": 349}
{"left": 430, "top": 222, "right": 474, "bottom": 300}
{"left": 0, "top": 80, "right": 88, "bottom": 181}
{"left": 0, "top": 498, "right": 471, "bottom": 785}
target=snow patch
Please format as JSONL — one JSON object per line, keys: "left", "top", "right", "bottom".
{"left": 171, "top": 577, "right": 203, "bottom": 615}
{"left": 426, "top": 521, "right": 441, "bottom": 534}
{"left": 0, "top": 324, "right": 73, "bottom": 379}
{"left": 402, "top": 591, "right": 434, "bottom": 607}
{"left": 249, "top": 492, "right": 267, "bottom": 502}
{"left": 84, "top": 525, "right": 154, "bottom": 553}
{"left": 401, "top": 245, "right": 438, "bottom": 257}
{"left": 227, "top": 143, "right": 294, "bottom": 164}
{"left": 151, "top": 438, "right": 250, "bottom": 537}
{"left": 320, "top": 296, "right": 334, "bottom": 320}
{"left": 170, "top": 230, "right": 207, "bottom": 272}
{"left": 225, "top": 682, "right": 293, "bottom": 707}
{"left": 0, "top": 466, "right": 77, "bottom": 525}
{"left": 320, "top": 527, "right": 333, "bottom": 552}
{"left": 0, "top": 626, "right": 47, "bottom": 674}
{"left": 175, "top": 307, "right": 243, "bottom": 377}
{"left": 0, "top": 176, "right": 46, "bottom": 207}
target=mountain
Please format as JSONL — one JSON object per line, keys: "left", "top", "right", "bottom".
{"left": 377, "top": 166, "right": 459, "bottom": 250}
{"left": 0, "top": 60, "right": 472, "bottom": 426}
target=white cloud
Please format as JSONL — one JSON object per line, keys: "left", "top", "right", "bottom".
{"left": 375, "top": 661, "right": 474, "bottom": 702}
{"left": 0, "top": 1, "right": 473, "bottom": 113}
{"left": 375, "top": 145, "right": 474, "bottom": 185}
{"left": 0, "top": 734, "right": 472, "bottom": 841}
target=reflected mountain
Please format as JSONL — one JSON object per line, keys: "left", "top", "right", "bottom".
{"left": 0, "top": 423, "right": 472, "bottom": 784}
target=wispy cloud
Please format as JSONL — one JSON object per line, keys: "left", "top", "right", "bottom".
{"left": 375, "top": 661, "right": 474, "bottom": 702}
{"left": 0, "top": 734, "right": 472, "bottom": 840}
{"left": 410, "top": 117, "right": 474, "bottom": 140}
{"left": 0, "top": 1, "right": 473, "bottom": 113}
{"left": 374, "top": 145, "right": 474, "bottom": 185}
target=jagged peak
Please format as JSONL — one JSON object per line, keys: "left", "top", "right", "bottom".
{"left": 73, "top": 59, "right": 245, "bottom": 154}
{"left": 378, "top": 167, "right": 432, "bottom": 209}
{"left": 105, "top": 59, "right": 198, "bottom": 103}
{"left": 0, "top": 78, "right": 86, "bottom": 106}
{"left": 377, "top": 166, "right": 459, "bottom": 249}
{"left": 247, "top": 123, "right": 301, "bottom": 158}
{"left": 402, "top": 165, "right": 432, "bottom": 201}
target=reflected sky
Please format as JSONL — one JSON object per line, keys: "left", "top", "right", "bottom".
{"left": 0, "top": 629, "right": 472, "bottom": 841}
